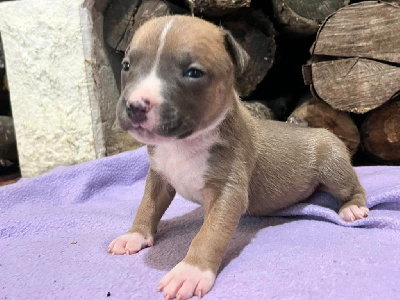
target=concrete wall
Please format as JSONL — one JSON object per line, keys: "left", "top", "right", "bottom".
{"left": 0, "top": 0, "right": 140, "bottom": 177}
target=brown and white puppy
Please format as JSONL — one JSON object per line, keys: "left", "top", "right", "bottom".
{"left": 108, "top": 15, "right": 369, "bottom": 299}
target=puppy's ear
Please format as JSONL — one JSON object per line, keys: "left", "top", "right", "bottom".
{"left": 222, "top": 29, "right": 249, "bottom": 75}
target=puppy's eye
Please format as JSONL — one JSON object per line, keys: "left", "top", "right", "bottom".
{"left": 122, "top": 61, "right": 130, "bottom": 72}
{"left": 185, "top": 68, "right": 204, "bottom": 79}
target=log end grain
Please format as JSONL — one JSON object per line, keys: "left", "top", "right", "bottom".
{"left": 313, "top": 1, "right": 400, "bottom": 64}
{"left": 310, "top": 58, "right": 400, "bottom": 114}
{"left": 361, "top": 100, "right": 400, "bottom": 164}
{"left": 289, "top": 96, "right": 360, "bottom": 156}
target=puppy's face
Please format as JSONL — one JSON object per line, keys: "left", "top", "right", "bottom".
{"left": 116, "top": 16, "right": 248, "bottom": 144}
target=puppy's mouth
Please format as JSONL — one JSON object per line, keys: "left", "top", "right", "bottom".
{"left": 129, "top": 125, "right": 152, "bottom": 136}
{"left": 127, "top": 118, "right": 195, "bottom": 144}
{"left": 118, "top": 101, "right": 197, "bottom": 143}
{"left": 155, "top": 119, "right": 194, "bottom": 139}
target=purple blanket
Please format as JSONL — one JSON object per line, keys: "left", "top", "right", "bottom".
{"left": 1, "top": 146, "right": 400, "bottom": 299}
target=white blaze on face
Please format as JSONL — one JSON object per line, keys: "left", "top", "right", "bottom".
{"left": 126, "top": 72, "right": 162, "bottom": 131}
{"left": 126, "top": 19, "right": 175, "bottom": 131}
{"left": 153, "top": 19, "right": 174, "bottom": 73}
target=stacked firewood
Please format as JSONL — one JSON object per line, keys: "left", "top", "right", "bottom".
{"left": 299, "top": 1, "right": 400, "bottom": 164}
{"left": 104, "top": 0, "right": 400, "bottom": 165}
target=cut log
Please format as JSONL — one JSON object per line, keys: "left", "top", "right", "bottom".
{"left": 104, "top": 0, "right": 181, "bottom": 52}
{"left": 306, "top": 58, "right": 400, "bottom": 114}
{"left": 95, "top": 0, "right": 112, "bottom": 13}
{"left": 304, "top": 1, "right": 400, "bottom": 114}
{"left": 271, "top": 0, "right": 349, "bottom": 36}
{"left": 361, "top": 100, "right": 400, "bottom": 164}
{"left": 242, "top": 100, "right": 274, "bottom": 120}
{"left": 186, "top": 0, "right": 251, "bottom": 16}
{"left": 104, "top": 0, "right": 142, "bottom": 52}
{"left": 313, "top": 1, "right": 400, "bottom": 63}
{"left": 223, "top": 9, "right": 276, "bottom": 97}
{"left": 288, "top": 95, "right": 360, "bottom": 156}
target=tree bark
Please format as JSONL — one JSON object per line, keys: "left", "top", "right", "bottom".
{"left": 361, "top": 100, "right": 400, "bottom": 164}
{"left": 186, "top": 0, "right": 251, "bottom": 16}
{"left": 271, "top": 0, "right": 349, "bottom": 36}
{"left": 104, "top": 0, "right": 182, "bottom": 52}
{"left": 223, "top": 9, "right": 276, "bottom": 97}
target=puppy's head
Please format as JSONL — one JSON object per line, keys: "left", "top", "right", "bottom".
{"left": 116, "top": 15, "right": 248, "bottom": 144}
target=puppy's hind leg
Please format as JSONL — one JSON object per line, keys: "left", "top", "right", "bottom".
{"left": 317, "top": 138, "right": 369, "bottom": 222}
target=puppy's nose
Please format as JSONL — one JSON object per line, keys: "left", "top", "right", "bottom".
{"left": 126, "top": 99, "right": 151, "bottom": 123}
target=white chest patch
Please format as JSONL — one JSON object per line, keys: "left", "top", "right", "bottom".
{"left": 151, "top": 133, "right": 219, "bottom": 204}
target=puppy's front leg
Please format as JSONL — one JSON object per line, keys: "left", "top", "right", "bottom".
{"left": 108, "top": 169, "right": 175, "bottom": 255}
{"left": 159, "top": 187, "right": 247, "bottom": 299}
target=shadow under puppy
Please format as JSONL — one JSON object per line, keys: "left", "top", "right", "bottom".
{"left": 108, "top": 15, "right": 369, "bottom": 300}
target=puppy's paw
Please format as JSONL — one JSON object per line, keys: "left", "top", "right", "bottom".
{"left": 107, "top": 232, "right": 154, "bottom": 255}
{"left": 158, "top": 262, "right": 216, "bottom": 300}
{"left": 339, "top": 205, "right": 369, "bottom": 222}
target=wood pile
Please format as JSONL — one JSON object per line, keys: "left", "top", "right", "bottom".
{"left": 103, "top": 0, "right": 400, "bottom": 165}
{"left": 303, "top": 1, "right": 400, "bottom": 164}
{"left": 304, "top": 1, "right": 400, "bottom": 114}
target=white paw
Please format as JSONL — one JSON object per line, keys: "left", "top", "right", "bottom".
{"left": 107, "top": 232, "right": 154, "bottom": 255}
{"left": 158, "top": 262, "right": 216, "bottom": 300}
{"left": 339, "top": 205, "right": 369, "bottom": 222}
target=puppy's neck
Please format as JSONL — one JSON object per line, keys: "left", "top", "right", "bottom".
{"left": 153, "top": 107, "right": 236, "bottom": 159}
{"left": 165, "top": 113, "right": 226, "bottom": 158}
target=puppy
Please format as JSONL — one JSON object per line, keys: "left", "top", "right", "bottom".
{"left": 108, "top": 15, "right": 369, "bottom": 299}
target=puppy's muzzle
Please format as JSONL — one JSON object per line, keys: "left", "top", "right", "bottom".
{"left": 126, "top": 99, "right": 151, "bottom": 124}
